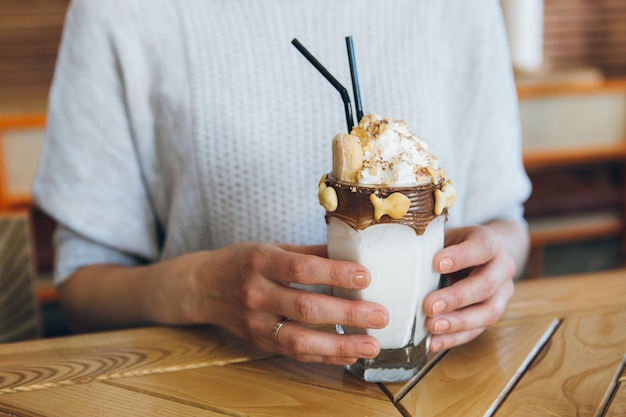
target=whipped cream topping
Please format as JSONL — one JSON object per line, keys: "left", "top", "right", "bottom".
{"left": 350, "top": 114, "right": 443, "bottom": 186}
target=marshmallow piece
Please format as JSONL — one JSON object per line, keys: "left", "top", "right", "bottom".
{"left": 370, "top": 192, "right": 411, "bottom": 220}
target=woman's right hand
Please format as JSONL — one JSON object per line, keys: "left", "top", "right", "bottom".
{"left": 164, "top": 242, "right": 390, "bottom": 365}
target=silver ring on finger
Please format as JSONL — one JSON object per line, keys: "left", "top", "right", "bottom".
{"left": 272, "top": 317, "right": 292, "bottom": 345}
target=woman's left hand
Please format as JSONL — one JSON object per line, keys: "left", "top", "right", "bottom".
{"left": 423, "top": 222, "right": 521, "bottom": 353}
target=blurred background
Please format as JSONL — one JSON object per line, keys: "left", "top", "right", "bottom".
{"left": 0, "top": 0, "right": 625, "bottom": 341}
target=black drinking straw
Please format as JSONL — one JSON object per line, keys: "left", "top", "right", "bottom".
{"left": 291, "top": 38, "right": 355, "bottom": 133}
{"left": 345, "top": 36, "right": 364, "bottom": 123}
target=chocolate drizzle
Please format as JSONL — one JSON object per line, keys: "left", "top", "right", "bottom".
{"left": 325, "top": 175, "right": 446, "bottom": 236}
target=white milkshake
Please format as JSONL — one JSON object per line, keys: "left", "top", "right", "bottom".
{"left": 330, "top": 217, "right": 444, "bottom": 349}
{"left": 318, "top": 114, "right": 456, "bottom": 382}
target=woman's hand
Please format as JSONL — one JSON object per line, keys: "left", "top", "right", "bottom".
{"left": 177, "top": 243, "right": 389, "bottom": 365}
{"left": 423, "top": 220, "right": 528, "bottom": 353}
{"left": 61, "top": 243, "right": 389, "bottom": 366}
{"left": 61, "top": 221, "right": 526, "bottom": 364}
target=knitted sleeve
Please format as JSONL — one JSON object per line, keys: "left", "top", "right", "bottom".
{"left": 448, "top": 1, "right": 532, "bottom": 228}
{"left": 32, "top": 0, "right": 159, "bottom": 284}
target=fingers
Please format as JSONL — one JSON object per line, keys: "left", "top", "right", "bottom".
{"left": 435, "top": 226, "right": 501, "bottom": 276}
{"left": 423, "top": 254, "right": 514, "bottom": 352}
{"left": 267, "top": 286, "right": 389, "bottom": 329}
{"left": 425, "top": 259, "right": 510, "bottom": 319}
{"left": 277, "top": 243, "right": 327, "bottom": 258}
{"left": 241, "top": 244, "right": 370, "bottom": 290}
{"left": 429, "top": 328, "right": 485, "bottom": 353}
{"left": 427, "top": 227, "right": 515, "bottom": 316}
{"left": 422, "top": 225, "right": 517, "bottom": 352}
{"left": 237, "top": 277, "right": 388, "bottom": 330}
{"left": 425, "top": 278, "right": 514, "bottom": 352}
{"left": 265, "top": 317, "right": 381, "bottom": 365}
{"left": 234, "top": 244, "right": 389, "bottom": 331}
{"left": 224, "top": 243, "right": 389, "bottom": 366}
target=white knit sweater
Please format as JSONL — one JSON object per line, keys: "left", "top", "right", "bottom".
{"left": 33, "top": 0, "right": 531, "bottom": 284}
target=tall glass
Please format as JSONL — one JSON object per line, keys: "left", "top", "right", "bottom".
{"left": 324, "top": 175, "right": 445, "bottom": 383}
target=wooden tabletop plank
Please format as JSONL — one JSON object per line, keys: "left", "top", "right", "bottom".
{"left": 0, "top": 326, "right": 272, "bottom": 393}
{"left": 380, "top": 351, "right": 448, "bottom": 403}
{"left": 599, "top": 355, "right": 626, "bottom": 417}
{"left": 604, "top": 382, "right": 626, "bottom": 417}
{"left": 501, "top": 270, "right": 626, "bottom": 324}
{"left": 0, "top": 271, "right": 621, "bottom": 415}
{"left": 0, "top": 382, "right": 227, "bottom": 416}
{"left": 397, "top": 319, "right": 558, "bottom": 417}
{"left": 106, "top": 364, "right": 403, "bottom": 417}
{"left": 232, "top": 357, "right": 389, "bottom": 401}
{"left": 380, "top": 351, "right": 447, "bottom": 403}
{"left": 495, "top": 310, "right": 626, "bottom": 416}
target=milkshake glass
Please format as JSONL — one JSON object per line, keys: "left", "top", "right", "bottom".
{"left": 317, "top": 114, "right": 455, "bottom": 382}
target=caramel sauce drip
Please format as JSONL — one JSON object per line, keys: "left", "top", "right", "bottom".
{"left": 325, "top": 175, "right": 445, "bottom": 236}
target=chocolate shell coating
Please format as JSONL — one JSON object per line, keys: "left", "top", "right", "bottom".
{"left": 324, "top": 175, "right": 446, "bottom": 236}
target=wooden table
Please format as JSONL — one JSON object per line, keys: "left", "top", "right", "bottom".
{"left": 1, "top": 270, "right": 625, "bottom": 416}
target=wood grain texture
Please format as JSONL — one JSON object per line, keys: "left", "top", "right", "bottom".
{"left": 107, "top": 364, "right": 402, "bottom": 417}
{"left": 598, "top": 354, "right": 626, "bottom": 417}
{"left": 0, "top": 326, "right": 272, "bottom": 394}
{"left": 0, "top": 0, "right": 69, "bottom": 109}
{"left": 604, "top": 382, "right": 626, "bottom": 417}
{"left": 0, "top": 271, "right": 622, "bottom": 415}
{"left": 544, "top": 0, "right": 626, "bottom": 77}
{"left": 501, "top": 270, "right": 626, "bottom": 324}
{"left": 397, "top": 319, "right": 558, "bottom": 417}
{"left": 232, "top": 357, "right": 388, "bottom": 401}
{"left": 0, "top": 381, "right": 227, "bottom": 417}
{"left": 495, "top": 310, "right": 626, "bottom": 416}
{"left": 517, "top": 79, "right": 626, "bottom": 101}
{"left": 380, "top": 351, "right": 447, "bottom": 404}
{"left": 0, "top": 214, "right": 40, "bottom": 342}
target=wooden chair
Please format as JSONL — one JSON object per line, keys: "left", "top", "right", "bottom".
{"left": 0, "top": 213, "right": 42, "bottom": 342}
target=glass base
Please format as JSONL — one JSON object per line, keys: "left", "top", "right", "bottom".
{"left": 345, "top": 335, "right": 430, "bottom": 383}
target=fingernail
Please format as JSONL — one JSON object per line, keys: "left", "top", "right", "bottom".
{"left": 366, "top": 310, "right": 387, "bottom": 327}
{"left": 439, "top": 257, "right": 453, "bottom": 273}
{"left": 434, "top": 319, "right": 450, "bottom": 333}
{"left": 430, "top": 341, "right": 444, "bottom": 353}
{"left": 432, "top": 299, "right": 447, "bottom": 315}
{"left": 359, "top": 343, "right": 378, "bottom": 357}
{"left": 352, "top": 273, "right": 368, "bottom": 287}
